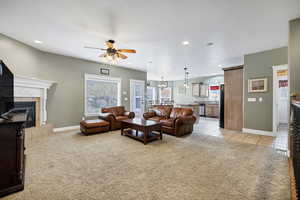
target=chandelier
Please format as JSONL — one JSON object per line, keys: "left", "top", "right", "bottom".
{"left": 183, "top": 67, "right": 189, "bottom": 89}
{"left": 158, "top": 76, "right": 168, "bottom": 88}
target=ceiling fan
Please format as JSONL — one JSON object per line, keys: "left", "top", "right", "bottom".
{"left": 84, "top": 40, "right": 136, "bottom": 61}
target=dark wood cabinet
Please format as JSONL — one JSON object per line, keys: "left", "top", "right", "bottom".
{"left": 205, "top": 104, "right": 219, "bottom": 118}
{"left": 0, "top": 111, "right": 27, "bottom": 197}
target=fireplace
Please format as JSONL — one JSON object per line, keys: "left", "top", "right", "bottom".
{"left": 14, "top": 75, "right": 55, "bottom": 126}
{"left": 14, "top": 101, "right": 36, "bottom": 128}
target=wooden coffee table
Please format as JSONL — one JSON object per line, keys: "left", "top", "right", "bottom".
{"left": 121, "top": 118, "right": 162, "bottom": 145}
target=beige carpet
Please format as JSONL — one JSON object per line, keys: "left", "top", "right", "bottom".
{"left": 3, "top": 130, "right": 289, "bottom": 200}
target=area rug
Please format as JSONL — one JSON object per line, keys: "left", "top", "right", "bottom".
{"left": 3, "top": 130, "right": 289, "bottom": 200}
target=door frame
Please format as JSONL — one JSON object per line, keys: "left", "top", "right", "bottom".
{"left": 130, "top": 79, "right": 146, "bottom": 115}
{"left": 272, "top": 64, "right": 289, "bottom": 133}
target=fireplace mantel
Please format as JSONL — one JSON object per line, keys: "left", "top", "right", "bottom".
{"left": 14, "top": 75, "right": 55, "bottom": 126}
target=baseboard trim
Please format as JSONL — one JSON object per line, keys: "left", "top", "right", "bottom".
{"left": 53, "top": 125, "right": 80, "bottom": 132}
{"left": 242, "top": 128, "right": 275, "bottom": 137}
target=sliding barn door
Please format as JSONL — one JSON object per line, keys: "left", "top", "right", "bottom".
{"left": 224, "top": 66, "right": 243, "bottom": 130}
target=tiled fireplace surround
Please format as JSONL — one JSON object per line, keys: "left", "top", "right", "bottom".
{"left": 14, "top": 76, "right": 55, "bottom": 127}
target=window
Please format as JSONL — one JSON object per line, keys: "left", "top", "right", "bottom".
{"left": 159, "top": 87, "right": 172, "bottom": 103}
{"left": 146, "top": 87, "right": 156, "bottom": 102}
{"left": 85, "top": 74, "right": 121, "bottom": 116}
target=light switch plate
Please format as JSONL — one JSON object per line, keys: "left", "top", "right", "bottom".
{"left": 259, "top": 97, "right": 263, "bottom": 102}
{"left": 248, "top": 98, "right": 256, "bottom": 102}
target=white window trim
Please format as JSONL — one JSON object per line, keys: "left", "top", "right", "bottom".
{"left": 130, "top": 79, "right": 145, "bottom": 111}
{"left": 84, "top": 73, "right": 122, "bottom": 116}
{"left": 147, "top": 86, "right": 156, "bottom": 101}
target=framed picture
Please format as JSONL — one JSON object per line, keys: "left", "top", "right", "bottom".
{"left": 100, "top": 68, "right": 110, "bottom": 75}
{"left": 248, "top": 78, "right": 268, "bottom": 93}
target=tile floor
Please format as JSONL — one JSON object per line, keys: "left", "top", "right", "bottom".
{"left": 195, "top": 117, "right": 288, "bottom": 152}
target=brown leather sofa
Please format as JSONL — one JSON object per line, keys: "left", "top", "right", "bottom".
{"left": 143, "top": 105, "right": 196, "bottom": 137}
{"left": 98, "top": 106, "right": 135, "bottom": 130}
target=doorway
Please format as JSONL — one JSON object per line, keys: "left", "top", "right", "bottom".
{"left": 273, "top": 65, "right": 289, "bottom": 133}
{"left": 130, "top": 79, "right": 145, "bottom": 117}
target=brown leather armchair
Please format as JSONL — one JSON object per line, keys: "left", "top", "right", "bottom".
{"left": 99, "top": 106, "right": 135, "bottom": 130}
{"left": 143, "top": 106, "right": 196, "bottom": 137}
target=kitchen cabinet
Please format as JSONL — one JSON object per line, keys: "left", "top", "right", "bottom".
{"left": 192, "top": 83, "right": 209, "bottom": 97}
{"left": 205, "top": 104, "right": 219, "bottom": 118}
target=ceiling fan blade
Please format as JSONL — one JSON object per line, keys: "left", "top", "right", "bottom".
{"left": 105, "top": 41, "right": 114, "bottom": 48}
{"left": 84, "top": 46, "right": 106, "bottom": 51}
{"left": 117, "top": 53, "right": 128, "bottom": 59}
{"left": 99, "top": 53, "right": 107, "bottom": 57}
{"left": 118, "top": 49, "right": 136, "bottom": 53}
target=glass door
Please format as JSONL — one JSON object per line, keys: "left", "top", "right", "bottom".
{"left": 130, "top": 80, "right": 145, "bottom": 117}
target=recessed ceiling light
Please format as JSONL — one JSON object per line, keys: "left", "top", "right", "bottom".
{"left": 34, "top": 40, "right": 43, "bottom": 44}
{"left": 182, "top": 41, "right": 189, "bottom": 46}
{"left": 207, "top": 42, "right": 214, "bottom": 46}
{"left": 218, "top": 64, "right": 222, "bottom": 67}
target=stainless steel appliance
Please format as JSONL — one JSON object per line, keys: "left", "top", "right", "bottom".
{"left": 199, "top": 103, "right": 205, "bottom": 116}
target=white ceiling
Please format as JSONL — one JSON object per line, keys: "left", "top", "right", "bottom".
{"left": 1, "top": 0, "right": 300, "bottom": 80}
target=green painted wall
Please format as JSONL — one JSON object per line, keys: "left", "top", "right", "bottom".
{"left": 244, "top": 47, "right": 288, "bottom": 131}
{"left": 289, "top": 18, "right": 300, "bottom": 96}
{"left": 0, "top": 34, "right": 147, "bottom": 128}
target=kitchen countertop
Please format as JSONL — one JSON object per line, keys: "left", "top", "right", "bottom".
{"left": 176, "top": 101, "right": 219, "bottom": 106}
{"left": 176, "top": 103, "right": 199, "bottom": 106}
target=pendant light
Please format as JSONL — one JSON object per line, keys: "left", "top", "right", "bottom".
{"left": 158, "top": 76, "right": 168, "bottom": 88}
{"left": 184, "top": 67, "right": 189, "bottom": 89}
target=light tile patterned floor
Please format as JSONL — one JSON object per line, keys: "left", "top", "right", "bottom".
{"left": 195, "top": 117, "right": 288, "bottom": 152}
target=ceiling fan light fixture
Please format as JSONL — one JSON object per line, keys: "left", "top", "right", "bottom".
{"left": 105, "top": 54, "right": 118, "bottom": 63}
{"left": 85, "top": 40, "right": 136, "bottom": 63}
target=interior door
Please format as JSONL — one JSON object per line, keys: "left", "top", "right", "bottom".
{"left": 224, "top": 66, "right": 243, "bottom": 131}
{"left": 278, "top": 78, "right": 289, "bottom": 124}
{"left": 273, "top": 67, "right": 289, "bottom": 131}
{"left": 130, "top": 80, "right": 145, "bottom": 117}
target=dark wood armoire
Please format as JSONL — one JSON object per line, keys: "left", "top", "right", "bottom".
{"left": 0, "top": 110, "right": 27, "bottom": 197}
